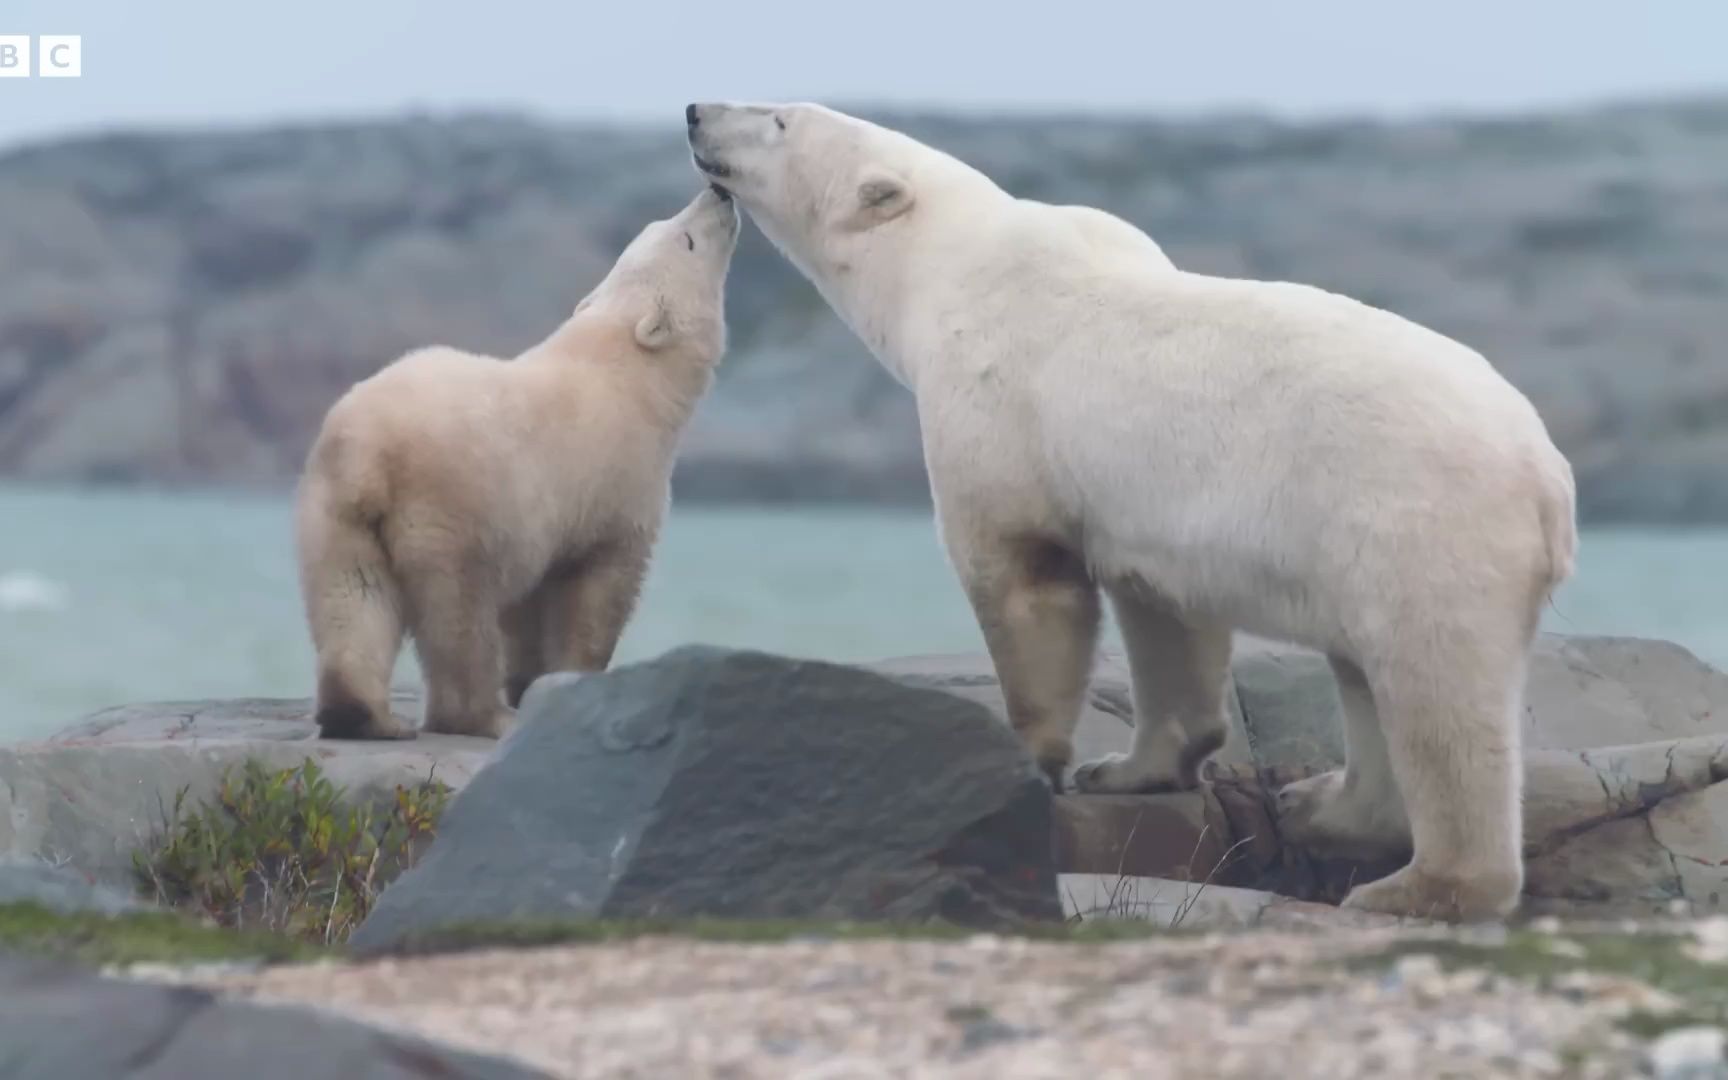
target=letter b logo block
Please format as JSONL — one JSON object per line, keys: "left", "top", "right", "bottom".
{"left": 0, "top": 35, "right": 31, "bottom": 77}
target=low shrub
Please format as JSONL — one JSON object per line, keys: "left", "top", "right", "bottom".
{"left": 133, "top": 758, "right": 449, "bottom": 943}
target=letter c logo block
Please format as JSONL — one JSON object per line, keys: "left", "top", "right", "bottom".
{"left": 40, "top": 35, "right": 81, "bottom": 78}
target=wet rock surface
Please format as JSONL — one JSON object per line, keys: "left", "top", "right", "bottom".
{"left": 0, "top": 951, "right": 552, "bottom": 1079}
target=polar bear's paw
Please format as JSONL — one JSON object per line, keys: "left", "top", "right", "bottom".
{"left": 1278, "top": 769, "right": 1411, "bottom": 861}
{"left": 1071, "top": 752, "right": 1192, "bottom": 795}
{"left": 1276, "top": 769, "right": 1347, "bottom": 830}
{"left": 1342, "top": 864, "right": 1520, "bottom": 923}
{"left": 316, "top": 701, "right": 417, "bottom": 741}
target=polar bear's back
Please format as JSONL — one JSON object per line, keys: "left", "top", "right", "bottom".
{"left": 307, "top": 346, "right": 575, "bottom": 541}
{"left": 1000, "top": 266, "right": 1571, "bottom": 644}
{"left": 1028, "top": 201, "right": 1175, "bottom": 270}
{"left": 319, "top": 346, "right": 524, "bottom": 483}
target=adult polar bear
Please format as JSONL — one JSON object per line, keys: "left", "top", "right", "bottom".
{"left": 687, "top": 102, "right": 1577, "bottom": 921}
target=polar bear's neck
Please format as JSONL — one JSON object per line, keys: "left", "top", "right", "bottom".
{"left": 778, "top": 206, "right": 994, "bottom": 390}
{"left": 811, "top": 265, "right": 922, "bottom": 387}
{"left": 525, "top": 316, "right": 717, "bottom": 435}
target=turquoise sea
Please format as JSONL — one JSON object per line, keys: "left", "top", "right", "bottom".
{"left": 2, "top": 484, "right": 1725, "bottom": 744}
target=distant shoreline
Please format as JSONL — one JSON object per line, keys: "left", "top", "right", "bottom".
{"left": 3, "top": 97, "right": 1726, "bottom": 523}
{"left": 6, "top": 474, "right": 1728, "bottom": 527}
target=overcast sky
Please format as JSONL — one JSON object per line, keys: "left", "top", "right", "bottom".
{"left": 0, "top": 0, "right": 1723, "bottom": 149}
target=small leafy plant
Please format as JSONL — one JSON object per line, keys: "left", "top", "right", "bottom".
{"left": 133, "top": 758, "right": 449, "bottom": 944}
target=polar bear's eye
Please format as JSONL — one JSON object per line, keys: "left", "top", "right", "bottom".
{"left": 683, "top": 231, "right": 695, "bottom": 252}
{"left": 774, "top": 114, "right": 787, "bottom": 132}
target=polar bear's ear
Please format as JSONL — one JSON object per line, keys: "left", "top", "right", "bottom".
{"left": 842, "top": 171, "right": 914, "bottom": 231}
{"left": 634, "top": 300, "right": 674, "bottom": 351}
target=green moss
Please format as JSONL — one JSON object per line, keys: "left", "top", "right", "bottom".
{"left": 0, "top": 900, "right": 1176, "bottom": 968}
{"left": 366, "top": 913, "right": 1176, "bottom": 957}
{"left": 1359, "top": 930, "right": 1728, "bottom": 1038}
{"left": 0, "top": 901, "right": 327, "bottom": 967}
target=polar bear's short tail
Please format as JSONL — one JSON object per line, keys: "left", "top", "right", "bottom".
{"left": 1537, "top": 451, "right": 1578, "bottom": 594}
{"left": 295, "top": 436, "right": 407, "bottom": 739}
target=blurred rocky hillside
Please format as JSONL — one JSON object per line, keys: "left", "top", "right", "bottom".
{"left": 1, "top": 96, "right": 1724, "bottom": 520}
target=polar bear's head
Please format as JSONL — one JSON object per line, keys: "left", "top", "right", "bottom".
{"left": 685, "top": 102, "right": 987, "bottom": 282}
{"left": 574, "top": 185, "right": 739, "bottom": 362}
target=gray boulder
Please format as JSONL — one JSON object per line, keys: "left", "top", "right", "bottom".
{"left": 0, "top": 952, "right": 550, "bottom": 1079}
{"left": 351, "top": 647, "right": 1062, "bottom": 952}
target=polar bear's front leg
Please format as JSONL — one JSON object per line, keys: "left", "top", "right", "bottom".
{"left": 947, "top": 528, "right": 1101, "bottom": 792}
{"left": 1072, "top": 587, "right": 1231, "bottom": 794}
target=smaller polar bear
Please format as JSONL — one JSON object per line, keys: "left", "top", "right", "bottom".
{"left": 687, "top": 102, "right": 1577, "bottom": 921}
{"left": 295, "top": 187, "right": 739, "bottom": 740}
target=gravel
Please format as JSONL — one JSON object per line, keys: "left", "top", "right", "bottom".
{"left": 146, "top": 928, "right": 1694, "bottom": 1079}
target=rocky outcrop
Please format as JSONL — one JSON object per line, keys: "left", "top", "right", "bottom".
{"left": 1059, "top": 737, "right": 1728, "bottom": 918}
{"left": 879, "top": 633, "right": 1728, "bottom": 770}
{"left": 2, "top": 695, "right": 494, "bottom": 889}
{"left": 886, "top": 634, "right": 1728, "bottom": 916}
{"left": 2, "top": 97, "right": 1727, "bottom": 519}
{"left": 0, "top": 952, "right": 552, "bottom": 1079}
{"left": 349, "top": 648, "right": 1063, "bottom": 952}
{"left": 5, "top": 633, "right": 1725, "bottom": 924}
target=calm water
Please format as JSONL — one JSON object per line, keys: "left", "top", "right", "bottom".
{"left": 1, "top": 484, "right": 1725, "bottom": 744}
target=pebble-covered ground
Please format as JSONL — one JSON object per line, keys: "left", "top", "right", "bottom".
{"left": 138, "top": 921, "right": 1728, "bottom": 1080}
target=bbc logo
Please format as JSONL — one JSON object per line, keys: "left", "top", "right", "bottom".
{"left": 0, "top": 35, "right": 82, "bottom": 78}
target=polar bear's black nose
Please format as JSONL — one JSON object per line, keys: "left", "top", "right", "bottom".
{"left": 685, "top": 104, "right": 699, "bottom": 129}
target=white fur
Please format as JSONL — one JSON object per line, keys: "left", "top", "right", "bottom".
{"left": 688, "top": 103, "right": 1577, "bottom": 921}
{"left": 1039, "top": 201, "right": 1176, "bottom": 269}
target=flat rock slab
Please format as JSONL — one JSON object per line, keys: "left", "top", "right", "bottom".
{"left": 0, "top": 951, "right": 551, "bottom": 1079}
{"left": 351, "top": 647, "right": 1062, "bottom": 952}
{"left": 47, "top": 692, "right": 428, "bottom": 745}
{"left": 0, "top": 859, "right": 144, "bottom": 916}
{"left": 2, "top": 694, "right": 496, "bottom": 889}
{"left": 1058, "top": 873, "right": 1427, "bottom": 930}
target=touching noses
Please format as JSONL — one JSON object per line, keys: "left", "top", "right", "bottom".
{"left": 685, "top": 104, "right": 700, "bottom": 130}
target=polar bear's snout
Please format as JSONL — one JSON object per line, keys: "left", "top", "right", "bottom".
{"left": 685, "top": 102, "right": 734, "bottom": 132}
{"left": 692, "top": 153, "right": 732, "bottom": 180}
{"left": 685, "top": 103, "right": 790, "bottom": 189}
{"left": 686, "top": 103, "right": 738, "bottom": 181}
{"left": 678, "top": 183, "right": 740, "bottom": 241}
